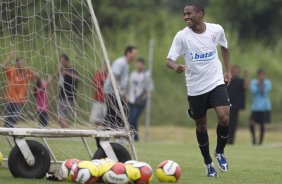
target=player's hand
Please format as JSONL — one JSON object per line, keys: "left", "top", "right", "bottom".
{"left": 175, "top": 64, "right": 186, "bottom": 73}
{"left": 224, "top": 72, "right": 232, "bottom": 85}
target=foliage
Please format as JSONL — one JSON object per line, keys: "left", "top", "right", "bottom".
{"left": 209, "top": 0, "right": 282, "bottom": 43}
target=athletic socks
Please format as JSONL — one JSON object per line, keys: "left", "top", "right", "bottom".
{"left": 259, "top": 124, "right": 265, "bottom": 144}
{"left": 249, "top": 124, "right": 256, "bottom": 144}
{"left": 196, "top": 130, "right": 212, "bottom": 165}
{"left": 216, "top": 124, "right": 229, "bottom": 154}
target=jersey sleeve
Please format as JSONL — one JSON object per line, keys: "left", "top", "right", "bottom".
{"left": 167, "top": 32, "right": 185, "bottom": 61}
{"left": 216, "top": 25, "right": 228, "bottom": 48}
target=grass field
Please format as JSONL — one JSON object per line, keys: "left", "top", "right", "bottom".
{"left": 0, "top": 126, "right": 282, "bottom": 184}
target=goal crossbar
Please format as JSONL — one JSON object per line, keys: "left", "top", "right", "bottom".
{"left": 0, "top": 128, "right": 128, "bottom": 138}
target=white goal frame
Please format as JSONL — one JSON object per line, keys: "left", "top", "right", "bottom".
{"left": 0, "top": 0, "right": 138, "bottom": 165}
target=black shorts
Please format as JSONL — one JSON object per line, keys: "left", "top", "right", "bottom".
{"left": 187, "top": 84, "right": 230, "bottom": 119}
{"left": 250, "top": 111, "right": 271, "bottom": 124}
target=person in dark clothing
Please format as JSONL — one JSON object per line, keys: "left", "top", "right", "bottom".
{"left": 57, "top": 54, "right": 79, "bottom": 128}
{"left": 227, "top": 65, "right": 248, "bottom": 144}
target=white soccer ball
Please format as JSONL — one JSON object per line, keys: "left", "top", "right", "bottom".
{"left": 156, "top": 160, "right": 181, "bottom": 183}
{"left": 102, "top": 162, "right": 129, "bottom": 184}
{"left": 74, "top": 161, "right": 99, "bottom": 184}
{"left": 60, "top": 158, "right": 80, "bottom": 181}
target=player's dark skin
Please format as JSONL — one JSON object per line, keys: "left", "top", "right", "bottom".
{"left": 166, "top": 5, "right": 231, "bottom": 132}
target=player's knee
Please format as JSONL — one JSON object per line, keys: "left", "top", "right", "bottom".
{"left": 218, "top": 114, "right": 229, "bottom": 127}
{"left": 195, "top": 119, "right": 207, "bottom": 132}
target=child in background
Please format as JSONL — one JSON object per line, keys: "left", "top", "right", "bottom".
{"left": 33, "top": 76, "right": 52, "bottom": 127}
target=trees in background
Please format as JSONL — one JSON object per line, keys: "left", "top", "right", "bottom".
{"left": 210, "top": 0, "right": 282, "bottom": 43}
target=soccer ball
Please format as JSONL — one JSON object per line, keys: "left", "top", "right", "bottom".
{"left": 125, "top": 160, "right": 153, "bottom": 184}
{"left": 60, "top": 158, "right": 80, "bottom": 181}
{"left": 73, "top": 161, "right": 99, "bottom": 184}
{"left": 156, "top": 160, "right": 181, "bottom": 183}
{"left": 91, "top": 158, "right": 116, "bottom": 177}
{"left": 102, "top": 162, "right": 130, "bottom": 184}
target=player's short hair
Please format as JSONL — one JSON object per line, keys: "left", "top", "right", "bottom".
{"left": 186, "top": 1, "right": 205, "bottom": 16}
{"left": 124, "top": 46, "right": 137, "bottom": 56}
{"left": 136, "top": 57, "right": 145, "bottom": 64}
{"left": 60, "top": 53, "right": 69, "bottom": 62}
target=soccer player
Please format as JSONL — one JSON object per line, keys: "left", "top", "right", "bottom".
{"left": 166, "top": 2, "right": 231, "bottom": 177}
{"left": 104, "top": 46, "right": 138, "bottom": 128}
{"left": 249, "top": 69, "right": 271, "bottom": 145}
{"left": 128, "top": 58, "right": 152, "bottom": 141}
{"left": 1, "top": 50, "right": 38, "bottom": 128}
{"left": 57, "top": 54, "right": 79, "bottom": 128}
{"left": 90, "top": 64, "right": 108, "bottom": 126}
{"left": 227, "top": 65, "right": 248, "bottom": 144}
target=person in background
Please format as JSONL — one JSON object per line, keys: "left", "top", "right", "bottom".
{"left": 1, "top": 50, "right": 38, "bottom": 128}
{"left": 128, "top": 58, "right": 152, "bottom": 141}
{"left": 33, "top": 75, "right": 52, "bottom": 128}
{"left": 227, "top": 65, "right": 248, "bottom": 144}
{"left": 249, "top": 69, "right": 271, "bottom": 145}
{"left": 104, "top": 46, "right": 138, "bottom": 128}
{"left": 90, "top": 64, "right": 108, "bottom": 126}
{"left": 57, "top": 54, "right": 79, "bottom": 128}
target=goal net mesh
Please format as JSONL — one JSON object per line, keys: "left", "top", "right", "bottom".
{"left": 0, "top": 0, "right": 132, "bottom": 164}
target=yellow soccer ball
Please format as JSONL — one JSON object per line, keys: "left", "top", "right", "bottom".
{"left": 125, "top": 160, "right": 153, "bottom": 184}
{"left": 156, "top": 160, "right": 181, "bottom": 183}
{"left": 0, "top": 152, "right": 3, "bottom": 165}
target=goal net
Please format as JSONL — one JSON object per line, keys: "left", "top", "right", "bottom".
{"left": 0, "top": 0, "right": 134, "bottom": 164}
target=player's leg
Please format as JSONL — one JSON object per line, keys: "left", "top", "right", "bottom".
{"left": 57, "top": 99, "right": 69, "bottom": 128}
{"left": 209, "top": 85, "right": 230, "bottom": 172}
{"left": 227, "top": 107, "right": 239, "bottom": 144}
{"left": 258, "top": 121, "right": 265, "bottom": 145}
{"left": 128, "top": 104, "right": 145, "bottom": 141}
{"left": 188, "top": 95, "right": 218, "bottom": 177}
{"left": 4, "top": 103, "right": 22, "bottom": 128}
{"left": 258, "top": 111, "right": 269, "bottom": 145}
{"left": 38, "top": 111, "right": 48, "bottom": 127}
{"left": 249, "top": 112, "right": 257, "bottom": 144}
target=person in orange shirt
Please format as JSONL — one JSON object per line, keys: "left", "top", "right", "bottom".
{"left": 1, "top": 51, "right": 38, "bottom": 128}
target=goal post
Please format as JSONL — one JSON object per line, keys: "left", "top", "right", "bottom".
{"left": 0, "top": 0, "right": 137, "bottom": 177}
{"left": 85, "top": 0, "right": 137, "bottom": 160}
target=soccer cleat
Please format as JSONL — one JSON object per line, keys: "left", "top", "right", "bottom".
{"left": 214, "top": 152, "right": 228, "bottom": 172}
{"left": 205, "top": 162, "right": 218, "bottom": 177}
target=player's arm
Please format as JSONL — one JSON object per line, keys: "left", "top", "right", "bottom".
{"left": 221, "top": 46, "right": 231, "bottom": 85}
{"left": 166, "top": 32, "right": 185, "bottom": 73}
{"left": 166, "top": 59, "right": 185, "bottom": 73}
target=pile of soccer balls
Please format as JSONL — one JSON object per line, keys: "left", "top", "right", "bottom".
{"left": 60, "top": 158, "right": 181, "bottom": 184}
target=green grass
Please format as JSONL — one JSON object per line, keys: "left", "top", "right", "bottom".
{"left": 1, "top": 126, "right": 282, "bottom": 184}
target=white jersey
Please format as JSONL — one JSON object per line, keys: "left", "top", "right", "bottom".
{"left": 167, "top": 23, "right": 228, "bottom": 96}
{"left": 127, "top": 70, "right": 152, "bottom": 104}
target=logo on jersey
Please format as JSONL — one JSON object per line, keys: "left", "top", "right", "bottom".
{"left": 188, "top": 50, "right": 216, "bottom": 62}
{"left": 211, "top": 34, "right": 216, "bottom": 43}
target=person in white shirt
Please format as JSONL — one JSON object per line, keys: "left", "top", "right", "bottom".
{"left": 166, "top": 2, "right": 231, "bottom": 177}
{"left": 104, "top": 46, "right": 138, "bottom": 128}
{"left": 128, "top": 58, "right": 152, "bottom": 141}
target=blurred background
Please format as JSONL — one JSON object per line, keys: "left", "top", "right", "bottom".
{"left": 93, "top": 0, "right": 282, "bottom": 127}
